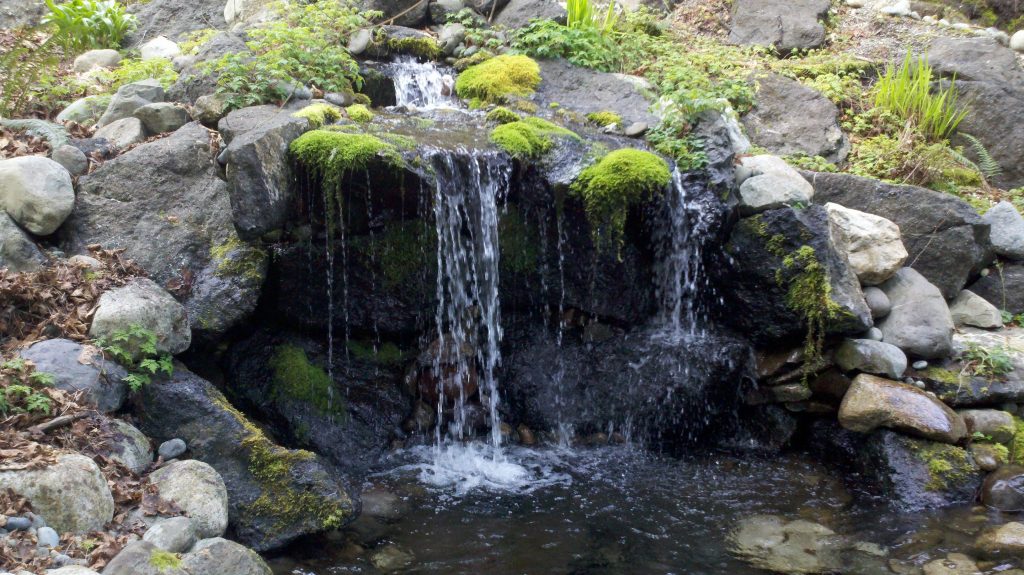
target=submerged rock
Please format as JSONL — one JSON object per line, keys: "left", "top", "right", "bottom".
{"left": 838, "top": 373, "right": 966, "bottom": 443}
{"left": 975, "top": 521, "right": 1024, "bottom": 558}
{"left": 981, "top": 465, "right": 1024, "bottom": 511}
{"left": 729, "top": 515, "right": 840, "bottom": 574}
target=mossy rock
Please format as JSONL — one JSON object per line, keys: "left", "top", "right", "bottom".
{"left": 455, "top": 54, "right": 541, "bottom": 104}
{"left": 269, "top": 344, "right": 346, "bottom": 418}
{"left": 345, "top": 104, "right": 374, "bottom": 123}
{"left": 290, "top": 129, "right": 402, "bottom": 193}
{"left": 586, "top": 110, "right": 623, "bottom": 127}
{"left": 489, "top": 116, "right": 577, "bottom": 159}
{"left": 292, "top": 103, "right": 342, "bottom": 128}
{"left": 485, "top": 106, "right": 521, "bottom": 125}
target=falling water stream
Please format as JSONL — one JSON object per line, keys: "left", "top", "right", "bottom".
{"left": 387, "top": 56, "right": 460, "bottom": 109}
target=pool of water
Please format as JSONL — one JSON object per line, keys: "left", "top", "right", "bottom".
{"left": 269, "top": 444, "right": 1019, "bottom": 575}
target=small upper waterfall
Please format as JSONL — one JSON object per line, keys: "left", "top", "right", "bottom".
{"left": 387, "top": 56, "right": 460, "bottom": 109}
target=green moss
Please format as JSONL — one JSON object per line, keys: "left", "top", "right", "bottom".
{"left": 913, "top": 442, "right": 974, "bottom": 491}
{"left": 453, "top": 50, "right": 494, "bottom": 72}
{"left": 353, "top": 93, "right": 371, "bottom": 106}
{"left": 776, "top": 245, "right": 844, "bottom": 376}
{"left": 920, "top": 366, "right": 964, "bottom": 385}
{"left": 355, "top": 220, "right": 434, "bottom": 289}
{"left": 455, "top": 54, "right": 541, "bottom": 104}
{"left": 290, "top": 130, "right": 401, "bottom": 196}
{"left": 585, "top": 111, "right": 622, "bottom": 127}
{"left": 485, "top": 106, "right": 521, "bottom": 124}
{"left": 498, "top": 207, "right": 539, "bottom": 274}
{"left": 512, "top": 100, "right": 539, "bottom": 114}
{"left": 293, "top": 103, "right": 342, "bottom": 128}
{"left": 149, "top": 550, "right": 181, "bottom": 571}
{"left": 387, "top": 36, "right": 441, "bottom": 60}
{"left": 569, "top": 149, "right": 671, "bottom": 254}
{"left": 269, "top": 344, "right": 345, "bottom": 418}
{"left": 490, "top": 117, "right": 577, "bottom": 159}
{"left": 990, "top": 442, "right": 1010, "bottom": 463}
{"left": 209, "top": 234, "right": 268, "bottom": 283}
{"left": 346, "top": 340, "right": 404, "bottom": 365}
{"left": 345, "top": 103, "right": 374, "bottom": 123}
{"left": 1011, "top": 417, "right": 1024, "bottom": 464}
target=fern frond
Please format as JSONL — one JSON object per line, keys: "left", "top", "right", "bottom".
{"left": 961, "top": 133, "right": 1002, "bottom": 179}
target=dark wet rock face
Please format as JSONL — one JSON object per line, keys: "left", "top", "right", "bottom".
{"left": 969, "top": 263, "right": 1024, "bottom": 315}
{"left": 742, "top": 73, "right": 849, "bottom": 163}
{"left": 533, "top": 59, "right": 659, "bottom": 128}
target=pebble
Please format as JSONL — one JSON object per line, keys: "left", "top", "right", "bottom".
{"left": 912, "top": 360, "right": 928, "bottom": 370}
{"left": 158, "top": 438, "right": 187, "bottom": 460}
{"left": 4, "top": 517, "right": 31, "bottom": 531}
{"left": 865, "top": 327, "right": 883, "bottom": 341}
{"left": 624, "top": 122, "right": 648, "bottom": 137}
{"left": 36, "top": 526, "right": 59, "bottom": 548}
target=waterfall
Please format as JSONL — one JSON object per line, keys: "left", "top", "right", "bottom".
{"left": 387, "top": 56, "right": 460, "bottom": 109}
{"left": 428, "top": 148, "right": 512, "bottom": 451}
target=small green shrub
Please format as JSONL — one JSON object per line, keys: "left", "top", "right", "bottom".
{"left": 179, "top": 28, "right": 219, "bottom": 55}
{"left": 43, "top": 0, "right": 136, "bottom": 50}
{"left": 454, "top": 54, "right": 541, "bottom": 104}
{"left": 570, "top": 149, "right": 671, "bottom": 253}
{"left": 872, "top": 52, "right": 968, "bottom": 141}
{"left": 566, "top": 0, "right": 618, "bottom": 34}
{"left": 97, "top": 324, "right": 174, "bottom": 392}
{"left": 97, "top": 57, "right": 179, "bottom": 90}
{"left": 512, "top": 19, "right": 620, "bottom": 72}
{"left": 962, "top": 343, "right": 1015, "bottom": 380}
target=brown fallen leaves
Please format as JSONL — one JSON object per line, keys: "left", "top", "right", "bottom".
{"left": 0, "top": 127, "right": 50, "bottom": 159}
{"left": 0, "top": 245, "right": 146, "bottom": 353}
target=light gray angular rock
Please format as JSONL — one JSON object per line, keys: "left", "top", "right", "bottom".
{"left": 180, "top": 537, "right": 272, "bottom": 575}
{"left": 97, "top": 80, "right": 165, "bottom": 128}
{"left": 838, "top": 373, "right": 967, "bottom": 443}
{"left": 983, "top": 201, "right": 1024, "bottom": 260}
{"left": 57, "top": 95, "right": 111, "bottom": 126}
{"left": 878, "top": 268, "right": 955, "bottom": 359}
{"left": 19, "top": 339, "right": 128, "bottom": 413}
{"left": 0, "top": 212, "right": 45, "bottom": 273}
{"left": 94, "top": 117, "right": 147, "bottom": 150}
{"left": 742, "top": 73, "right": 849, "bottom": 162}
{"left": 149, "top": 460, "right": 229, "bottom": 539}
{"left": 347, "top": 28, "right": 373, "bottom": 55}
{"left": 140, "top": 36, "right": 181, "bottom": 60}
{"left": 143, "top": 516, "right": 197, "bottom": 552}
{"left": 950, "top": 289, "right": 1004, "bottom": 329}
{"left": 735, "top": 155, "right": 814, "bottom": 214}
{"left": 863, "top": 286, "right": 891, "bottom": 319}
{"left": 835, "top": 338, "right": 908, "bottom": 379}
{"left": 51, "top": 144, "right": 89, "bottom": 176}
{"left": 108, "top": 419, "right": 153, "bottom": 474}
{"left": 101, "top": 540, "right": 188, "bottom": 575}
{"left": 958, "top": 409, "right": 1015, "bottom": 443}
{"left": 89, "top": 278, "right": 191, "bottom": 356}
{"left": 0, "top": 454, "right": 114, "bottom": 533}
{"left": 825, "top": 202, "right": 907, "bottom": 285}
{"left": 134, "top": 102, "right": 190, "bottom": 134}
{"left": 439, "top": 23, "right": 466, "bottom": 55}
{"left": 72, "top": 49, "right": 121, "bottom": 73}
{"left": 729, "top": 0, "right": 831, "bottom": 51}
{"left": 0, "top": 156, "right": 74, "bottom": 236}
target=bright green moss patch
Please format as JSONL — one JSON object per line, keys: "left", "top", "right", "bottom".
{"left": 486, "top": 106, "right": 521, "bottom": 124}
{"left": 209, "top": 234, "right": 268, "bottom": 283}
{"left": 354, "top": 220, "right": 434, "bottom": 289}
{"left": 777, "top": 245, "right": 844, "bottom": 376}
{"left": 149, "top": 550, "right": 182, "bottom": 571}
{"left": 346, "top": 340, "right": 404, "bottom": 365}
{"left": 570, "top": 149, "right": 671, "bottom": 253}
{"left": 913, "top": 442, "right": 974, "bottom": 491}
{"left": 387, "top": 36, "right": 441, "bottom": 60}
{"left": 490, "top": 117, "right": 577, "bottom": 159}
{"left": 455, "top": 54, "right": 541, "bottom": 104}
{"left": 1011, "top": 417, "right": 1024, "bottom": 463}
{"left": 586, "top": 111, "right": 622, "bottom": 127}
{"left": 345, "top": 103, "right": 374, "bottom": 123}
{"left": 290, "top": 130, "right": 401, "bottom": 192}
{"left": 920, "top": 366, "right": 964, "bottom": 386}
{"left": 293, "top": 103, "right": 342, "bottom": 128}
{"left": 269, "top": 344, "right": 345, "bottom": 418}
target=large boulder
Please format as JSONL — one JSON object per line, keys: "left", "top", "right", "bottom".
{"left": 742, "top": 74, "right": 849, "bottom": 162}
{"left": 805, "top": 172, "right": 992, "bottom": 299}
{"left": 0, "top": 453, "right": 114, "bottom": 533}
{"left": 838, "top": 373, "right": 966, "bottom": 443}
{"left": 876, "top": 268, "right": 954, "bottom": 359}
{"left": 218, "top": 106, "right": 311, "bottom": 240}
{"left": 365, "top": 0, "right": 429, "bottom": 26}
{"left": 0, "top": 212, "right": 45, "bottom": 273}
{"left": 180, "top": 537, "right": 273, "bottom": 575}
{"left": 722, "top": 205, "right": 872, "bottom": 344}
{"left": 825, "top": 202, "right": 906, "bottom": 285}
{"left": 734, "top": 155, "right": 815, "bottom": 214}
{"left": 728, "top": 0, "right": 831, "bottom": 51}
{"left": 982, "top": 201, "right": 1024, "bottom": 261}
{"left": 64, "top": 122, "right": 267, "bottom": 339}
{"left": 533, "top": 59, "right": 659, "bottom": 130}
{"left": 20, "top": 339, "right": 128, "bottom": 413}
{"left": 834, "top": 339, "right": 907, "bottom": 379}
{"left": 88, "top": 278, "right": 192, "bottom": 356}
{"left": 168, "top": 32, "right": 249, "bottom": 105}
{"left": 921, "top": 328, "right": 1024, "bottom": 406}
{"left": 493, "top": 0, "right": 565, "bottom": 27}
{"left": 134, "top": 366, "right": 355, "bottom": 551}
{"left": 0, "top": 156, "right": 75, "bottom": 236}
{"left": 952, "top": 81, "right": 1024, "bottom": 190}
{"left": 127, "top": 0, "right": 226, "bottom": 45}
{"left": 149, "top": 460, "right": 229, "bottom": 539}
{"left": 928, "top": 37, "right": 1024, "bottom": 87}
{"left": 969, "top": 262, "right": 1024, "bottom": 314}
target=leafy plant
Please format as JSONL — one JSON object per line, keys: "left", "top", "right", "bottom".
{"left": 0, "top": 27, "right": 69, "bottom": 118}
{"left": 566, "top": 0, "right": 618, "bottom": 35}
{"left": 512, "top": 20, "right": 619, "bottom": 72}
{"left": 960, "top": 132, "right": 1002, "bottom": 180}
{"left": 872, "top": 52, "right": 968, "bottom": 141}
{"left": 43, "top": 0, "right": 137, "bottom": 50}
{"left": 97, "top": 57, "right": 179, "bottom": 90}
{"left": 1, "top": 357, "right": 55, "bottom": 417}
{"left": 962, "top": 343, "right": 1014, "bottom": 380}
{"left": 97, "top": 324, "right": 174, "bottom": 392}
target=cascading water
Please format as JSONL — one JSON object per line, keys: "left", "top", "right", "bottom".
{"left": 387, "top": 56, "right": 460, "bottom": 109}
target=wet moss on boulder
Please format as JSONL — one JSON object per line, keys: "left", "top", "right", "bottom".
{"left": 290, "top": 130, "right": 402, "bottom": 195}
{"left": 485, "top": 106, "right": 521, "bottom": 125}
{"left": 455, "top": 54, "right": 541, "bottom": 104}
{"left": 345, "top": 103, "right": 374, "bottom": 123}
{"left": 489, "top": 117, "right": 577, "bottom": 159}
{"left": 269, "top": 344, "right": 346, "bottom": 419}
{"left": 292, "top": 103, "right": 342, "bottom": 128}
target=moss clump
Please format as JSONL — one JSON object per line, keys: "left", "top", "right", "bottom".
{"left": 490, "top": 117, "right": 577, "bottom": 159}
{"left": 209, "top": 234, "right": 268, "bottom": 283}
{"left": 776, "top": 245, "right": 844, "bottom": 377}
{"left": 453, "top": 50, "right": 494, "bottom": 72}
{"left": 292, "top": 103, "right": 342, "bottom": 128}
{"left": 455, "top": 54, "right": 541, "bottom": 104}
{"left": 290, "top": 130, "right": 401, "bottom": 192}
{"left": 345, "top": 103, "right": 374, "bottom": 123}
{"left": 586, "top": 110, "right": 622, "bottom": 127}
{"left": 149, "top": 550, "right": 182, "bottom": 571}
{"left": 990, "top": 442, "right": 1010, "bottom": 463}
{"left": 913, "top": 442, "right": 974, "bottom": 491}
{"left": 387, "top": 36, "right": 441, "bottom": 60}
{"left": 1011, "top": 416, "right": 1024, "bottom": 463}
{"left": 485, "top": 106, "right": 521, "bottom": 125}
{"left": 570, "top": 149, "right": 671, "bottom": 253}
{"left": 346, "top": 340, "right": 404, "bottom": 365}
{"left": 920, "top": 366, "right": 964, "bottom": 385}
{"left": 353, "top": 93, "right": 371, "bottom": 106}
{"left": 353, "top": 220, "right": 434, "bottom": 289}
{"left": 269, "top": 344, "right": 345, "bottom": 418}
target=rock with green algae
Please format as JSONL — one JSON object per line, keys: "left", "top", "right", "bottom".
{"left": 569, "top": 148, "right": 670, "bottom": 253}
{"left": 586, "top": 110, "right": 622, "bottom": 127}
{"left": 134, "top": 366, "right": 355, "bottom": 552}
{"left": 976, "top": 522, "right": 1024, "bottom": 559}
{"left": 290, "top": 129, "right": 401, "bottom": 190}
{"left": 268, "top": 343, "right": 347, "bottom": 418}
{"left": 454, "top": 54, "right": 541, "bottom": 104}
{"left": 345, "top": 103, "right": 374, "bottom": 123}
{"left": 485, "top": 106, "right": 520, "bottom": 124}
{"left": 489, "top": 116, "right": 577, "bottom": 159}
{"left": 292, "top": 103, "right": 342, "bottom": 128}
{"left": 100, "top": 540, "right": 188, "bottom": 575}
